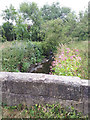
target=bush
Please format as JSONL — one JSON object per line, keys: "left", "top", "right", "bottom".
{"left": 2, "top": 22, "right": 15, "bottom": 41}
{"left": 0, "top": 26, "right": 7, "bottom": 42}
{"left": 2, "top": 41, "right": 45, "bottom": 72}
{"left": 0, "top": 36, "right": 6, "bottom": 43}
{"left": 40, "top": 18, "right": 64, "bottom": 54}
{"left": 32, "top": 41, "right": 44, "bottom": 61}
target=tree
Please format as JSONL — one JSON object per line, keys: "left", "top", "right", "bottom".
{"left": 60, "top": 7, "right": 71, "bottom": 19}
{"left": 20, "top": 2, "right": 43, "bottom": 41}
{"left": 0, "top": 26, "right": 6, "bottom": 42}
{"left": 41, "top": 2, "right": 71, "bottom": 21}
{"left": 62, "top": 12, "right": 77, "bottom": 38}
{"left": 2, "top": 4, "right": 17, "bottom": 23}
{"left": 72, "top": 10, "right": 88, "bottom": 41}
{"left": 2, "top": 22, "right": 15, "bottom": 41}
{"left": 40, "top": 18, "right": 64, "bottom": 55}
{"left": 2, "top": 5, "right": 17, "bottom": 41}
{"left": 14, "top": 14, "right": 28, "bottom": 40}
{"left": 40, "top": 2, "right": 61, "bottom": 21}
{"left": 20, "top": 2, "right": 42, "bottom": 25}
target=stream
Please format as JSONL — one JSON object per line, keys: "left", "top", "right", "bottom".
{"left": 27, "top": 56, "right": 54, "bottom": 74}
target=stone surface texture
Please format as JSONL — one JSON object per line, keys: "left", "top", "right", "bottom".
{"left": 0, "top": 72, "right": 89, "bottom": 115}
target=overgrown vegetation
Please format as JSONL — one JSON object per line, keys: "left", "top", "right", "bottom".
{"left": 0, "top": 1, "right": 88, "bottom": 119}
{"left": 0, "top": 2, "right": 88, "bottom": 77}
{"left": 2, "top": 40, "right": 44, "bottom": 72}
{"left": 50, "top": 41, "right": 88, "bottom": 79}
{"left": 2, "top": 103, "right": 88, "bottom": 119}
{"left": 1, "top": 2, "right": 88, "bottom": 43}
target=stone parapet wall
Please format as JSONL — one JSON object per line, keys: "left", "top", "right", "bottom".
{"left": 0, "top": 72, "right": 89, "bottom": 115}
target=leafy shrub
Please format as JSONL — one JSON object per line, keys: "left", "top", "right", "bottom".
{"left": 32, "top": 41, "right": 44, "bottom": 62}
{"left": 2, "top": 22, "right": 15, "bottom": 41}
{"left": 49, "top": 45, "right": 82, "bottom": 78}
{"left": 40, "top": 18, "right": 77, "bottom": 56}
{"left": 2, "top": 41, "right": 45, "bottom": 72}
{"left": 0, "top": 35, "right": 6, "bottom": 43}
{"left": 40, "top": 18, "right": 64, "bottom": 54}
{"left": 0, "top": 26, "right": 7, "bottom": 42}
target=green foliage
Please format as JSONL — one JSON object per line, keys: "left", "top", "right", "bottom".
{"left": 1, "top": 2, "right": 88, "bottom": 78}
{"left": 50, "top": 41, "right": 88, "bottom": 79}
{"left": 60, "top": 7, "right": 71, "bottom": 17}
{"left": 2, "top": 41, "right": 44, "bottom": 72}
{"left": 33, "top": 42, "right": 44, "bottom": 60}
{"left": 41, "top": 2, "right": 72, "bottom": 21}
{"left": 1, "top": 2, "right": 88, "bottom": 43}
{"left": 2, "top": 103, "right": 88, "bottom": 119}
{"left": 40, "top": 2, "right": 61, "bottom": 21}
{"left": 30, "top": 24, "right": 43, "bottom": 41}
{"left": 50, "top": 46, "right": 82, "bottom": 77}
{"left": 0, "top": 26, "right": 6, "bottom": 42}
{"left": 2, "top": 22, "right": 15, "bottom": 41}
{"left": 20, "top": 2, "right": 43, "bottom": 41}
{"left": 20, "top": 2, "right": 42, "bottom": 25}
{"left": 62, "top": 13, "right": 77, "bottom": 37}
{"left": 41, "top": 18, "right": 67, "bottom": 54}
{"left": 1, "top": 5, "right": 17, "bottom": 41}
{"left": 72, "top": 10, "right": 88, "bottom": 41}
{"left": 2, "top": 4, "right": 17, "bottom": 22}
{"left": 65, "top": 41, "right": 88, "bottom": 79}
{"left": 14, "top": 14, "right": 28, "bottom": 40}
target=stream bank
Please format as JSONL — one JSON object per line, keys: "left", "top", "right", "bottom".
{"left": 27, "top": 55, "right": 54, "bottom": 74}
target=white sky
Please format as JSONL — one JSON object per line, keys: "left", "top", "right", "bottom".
{"left": 0, "top": 0, "right": 89, "bottom": 25}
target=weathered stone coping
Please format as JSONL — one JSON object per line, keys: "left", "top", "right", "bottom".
{"left": 0, "top": 72, "right": 89, "bottom": 115}
{"left": 0, "top": 72, "right": 88, "bottom": 85}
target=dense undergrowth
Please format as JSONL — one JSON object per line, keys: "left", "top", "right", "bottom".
{"left": 50, "top": 41, "right": 88, "bottom": 79}
{"left": 0, "top": 40, "right": 88, "bottom": 79}
{"left": 0, "top": 2, "right": 88, "bottom": 119}
{"left": 0, "top": 2, "right": 88, "bottom": 78}
{"left": 2, "top": 40, "right": 45, "bottom": 72}
{"left": 2, "top": 103, "right": 88, "bottom": 119}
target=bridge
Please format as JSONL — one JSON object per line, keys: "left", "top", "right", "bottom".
{"left": 0, "top": 72, "right": 89, "bottom": 115}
